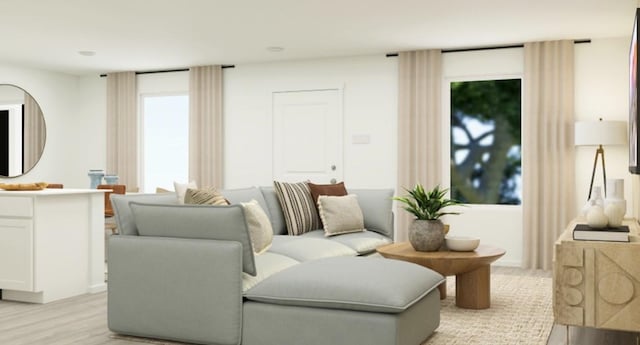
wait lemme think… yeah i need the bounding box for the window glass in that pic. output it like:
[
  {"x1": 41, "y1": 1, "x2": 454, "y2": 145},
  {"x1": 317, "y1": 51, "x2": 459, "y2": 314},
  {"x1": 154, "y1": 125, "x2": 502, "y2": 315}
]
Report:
[
  {"x1": 450, "y1": 79, "x2": 521, "y2": 205},
  {"x1": 141, "y1": 94, "x2": 188, "y2": 193}
]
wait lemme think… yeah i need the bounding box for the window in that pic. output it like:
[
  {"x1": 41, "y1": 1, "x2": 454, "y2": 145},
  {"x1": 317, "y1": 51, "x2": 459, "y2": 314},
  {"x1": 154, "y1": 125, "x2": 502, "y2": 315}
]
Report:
[
  {"x1": 141, "y1": 94, "x2": 189, "y2": 193},
  {"x1": 450, "y1": 79, "x2": 522, "y2": 205}
]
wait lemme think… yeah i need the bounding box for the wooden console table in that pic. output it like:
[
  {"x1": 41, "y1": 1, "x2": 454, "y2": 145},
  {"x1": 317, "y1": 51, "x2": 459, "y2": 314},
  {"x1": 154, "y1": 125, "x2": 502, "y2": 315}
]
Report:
[
  {"x1": 553, "y1": 218, "x2": 640, "y2": 332},
  {"x1": 0, "y1": 189, "x2": 106, "y2": 303}
]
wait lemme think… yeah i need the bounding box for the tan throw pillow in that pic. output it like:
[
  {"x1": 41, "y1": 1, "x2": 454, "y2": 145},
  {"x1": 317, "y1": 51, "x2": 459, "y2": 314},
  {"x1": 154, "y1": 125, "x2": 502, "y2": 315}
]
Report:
[
  {"x1": 174, "y1": 180, "x2": 197, "y2": 204},
  {"x1": 273, "y1": 181, "x2": 321, "y2": 236},
  {"x1": 184, "y1": 187, "x2": 229, "y2": 206},
  {"x1": 241, "y1": 200, "x2": 274, "y2": 254},
  {"x1": 317, "y1": 194, "x2": 365, "y2": 237}
]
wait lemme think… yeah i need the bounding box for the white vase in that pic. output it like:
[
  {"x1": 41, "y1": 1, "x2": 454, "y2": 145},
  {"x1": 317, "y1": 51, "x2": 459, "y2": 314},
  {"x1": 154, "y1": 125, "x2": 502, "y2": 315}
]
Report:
[
  {"x1": 582, "y1": 186, "x2": 604, "y2": 215},
  {"x1": 604, "y1": 178, "x2": 626, "y2": 226},
  {"x1": 605, "y1": 203, "x2": 624, "y2": 227},
  {"x1": 586, "y1": 205, "x2": 608, "y2": 228}
]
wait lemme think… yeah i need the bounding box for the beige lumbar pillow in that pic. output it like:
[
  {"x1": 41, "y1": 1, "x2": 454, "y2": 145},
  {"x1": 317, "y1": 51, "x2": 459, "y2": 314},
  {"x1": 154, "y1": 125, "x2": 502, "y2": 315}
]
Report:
[
  {"x1": 241, "y1": 199, "x2": 274, "y2": 254},
  {"x1": 317, "y1": 194, "x2": 365, "y2": 237},
  {"x1": 174, "y1": 180, "x2": 197, "y2": 204},
  {"x1": 184, "y1": 187, "x2": 229, "y2": 206}
]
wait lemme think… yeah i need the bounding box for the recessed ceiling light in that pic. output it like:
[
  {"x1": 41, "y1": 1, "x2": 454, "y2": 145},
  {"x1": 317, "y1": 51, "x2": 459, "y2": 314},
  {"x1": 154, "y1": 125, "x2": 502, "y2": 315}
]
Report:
[
  {"x1": 266, "y1": 46, "x2": 284, "y2": 52},
  {"x1": 78, "y1": 50, "x2": 96, "y2": 57}
]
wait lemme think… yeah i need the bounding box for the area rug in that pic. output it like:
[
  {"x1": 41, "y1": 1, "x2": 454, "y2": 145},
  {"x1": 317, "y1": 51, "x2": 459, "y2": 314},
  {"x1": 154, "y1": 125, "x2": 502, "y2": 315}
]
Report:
[{"x1": 424, "y1": 269, "x2": 553, "y2": 345}]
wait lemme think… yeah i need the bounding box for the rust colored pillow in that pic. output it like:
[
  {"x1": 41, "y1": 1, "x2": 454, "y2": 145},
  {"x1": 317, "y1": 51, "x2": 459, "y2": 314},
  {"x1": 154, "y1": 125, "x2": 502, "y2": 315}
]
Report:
[{"x1": 308, "y1": 182, "x2": 348, "y2": 205}]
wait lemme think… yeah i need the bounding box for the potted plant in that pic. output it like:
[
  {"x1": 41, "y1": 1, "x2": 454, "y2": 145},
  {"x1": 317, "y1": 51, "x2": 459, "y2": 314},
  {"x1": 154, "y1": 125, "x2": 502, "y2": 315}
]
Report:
[{"x1": 394, "y1": 184, "x2": 463, "y2": 252}]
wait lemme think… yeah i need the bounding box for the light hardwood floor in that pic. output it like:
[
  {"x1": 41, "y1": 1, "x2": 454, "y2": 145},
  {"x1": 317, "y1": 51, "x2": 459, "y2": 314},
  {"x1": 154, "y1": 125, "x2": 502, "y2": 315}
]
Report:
[
  {"x1": 0, "y1": 291, "x2": 150, "y2": 345},
  {"x1": 546, "y1": 324, "x2": 639, "y2": 345}
]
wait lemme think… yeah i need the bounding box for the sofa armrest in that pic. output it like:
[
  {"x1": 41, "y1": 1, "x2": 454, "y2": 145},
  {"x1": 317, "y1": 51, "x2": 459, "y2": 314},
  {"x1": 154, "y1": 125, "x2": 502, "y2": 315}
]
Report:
[{"x1": 108, "y1": 235, "x2": 243, "y2": 345}]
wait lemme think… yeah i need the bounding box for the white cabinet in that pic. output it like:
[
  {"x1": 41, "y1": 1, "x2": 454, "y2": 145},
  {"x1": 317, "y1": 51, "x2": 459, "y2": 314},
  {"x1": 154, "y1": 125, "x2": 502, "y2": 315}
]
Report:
[
  {"x1": 0, "y1": 219, "x2": 33, "y2": 291},
  {"x1": 0, "y1": 189, "x2": 106, "y2": 303}
]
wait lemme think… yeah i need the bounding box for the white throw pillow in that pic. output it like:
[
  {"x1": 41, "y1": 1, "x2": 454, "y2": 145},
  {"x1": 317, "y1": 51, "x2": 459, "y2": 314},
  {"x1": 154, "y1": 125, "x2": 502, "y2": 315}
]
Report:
[
  {"x1": 317, "y1": 194, "x2": 365, "y2": 237},
  {"x1": 241, "y1": 199, "x2": 274, "y2": 254},
  {"x1": 173, "y1": 180, "x2": 197, "y2": 204}
]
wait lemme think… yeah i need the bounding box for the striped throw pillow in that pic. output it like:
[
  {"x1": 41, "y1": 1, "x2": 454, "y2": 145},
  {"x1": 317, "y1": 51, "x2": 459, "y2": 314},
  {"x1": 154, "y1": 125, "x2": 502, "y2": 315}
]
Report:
[
  {"x1": 273, "y1": 181, "x2": 321, "y2": 236},
  {"x1": 184, "y1": 187, "x2": 229, "y2": 206}
]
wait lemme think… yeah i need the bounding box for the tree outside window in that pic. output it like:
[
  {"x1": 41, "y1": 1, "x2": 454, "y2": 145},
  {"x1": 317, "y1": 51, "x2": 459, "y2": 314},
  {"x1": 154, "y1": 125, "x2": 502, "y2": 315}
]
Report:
[{"x1": 450, "y1": 79, "x2": 522, "y2": 205}]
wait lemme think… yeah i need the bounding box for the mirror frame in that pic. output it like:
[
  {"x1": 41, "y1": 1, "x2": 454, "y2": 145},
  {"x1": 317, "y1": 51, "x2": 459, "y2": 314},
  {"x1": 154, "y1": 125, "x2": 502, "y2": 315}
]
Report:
[{"x1": 0, "y1": 84, "x2": 47, "y2": 178}]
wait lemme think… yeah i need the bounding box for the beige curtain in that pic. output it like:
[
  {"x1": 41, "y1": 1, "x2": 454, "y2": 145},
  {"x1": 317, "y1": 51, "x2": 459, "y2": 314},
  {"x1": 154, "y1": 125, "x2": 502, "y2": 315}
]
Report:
[
  {"x1": 23, "y1": 93, "x2": 45, "y2": 171},
  {"x1": 189, "y1": 65, "x2": 223, "y2": 187},
  {"x1": 106, "y1": 72, "x2": 138, "y2": 190},
  {"x1": 396, "y1": 50, "x2": 443, "y2": 242},
  {"x1": 522, "y1": 40, "x2": 575, "y2": 270}
]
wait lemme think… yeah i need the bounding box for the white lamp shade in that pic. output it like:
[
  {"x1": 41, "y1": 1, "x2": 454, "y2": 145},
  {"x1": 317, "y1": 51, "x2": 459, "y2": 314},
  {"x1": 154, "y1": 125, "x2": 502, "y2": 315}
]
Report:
[{"x1": 574, "y1": 120, "x2": 627, "y2": 146}]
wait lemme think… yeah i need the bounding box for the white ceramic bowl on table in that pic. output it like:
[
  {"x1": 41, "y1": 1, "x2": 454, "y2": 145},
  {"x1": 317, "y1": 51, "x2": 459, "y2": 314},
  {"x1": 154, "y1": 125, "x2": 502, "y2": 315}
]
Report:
[{"x1": 445, "y1": 236, "x2": 480, "y2": 252}]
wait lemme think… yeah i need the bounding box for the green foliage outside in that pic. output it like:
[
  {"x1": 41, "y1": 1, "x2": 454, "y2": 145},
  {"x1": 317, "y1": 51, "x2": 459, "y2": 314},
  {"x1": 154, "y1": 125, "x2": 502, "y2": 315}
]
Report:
[{"x1": 450, "y1": 79, "x2": 522, "y2": 205}]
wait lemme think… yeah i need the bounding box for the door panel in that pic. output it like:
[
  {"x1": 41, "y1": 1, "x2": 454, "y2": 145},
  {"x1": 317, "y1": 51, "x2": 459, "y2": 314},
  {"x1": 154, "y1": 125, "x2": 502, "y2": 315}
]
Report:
[{"x1": 273, "y1": 89, "x2": 342, "y2": 183}]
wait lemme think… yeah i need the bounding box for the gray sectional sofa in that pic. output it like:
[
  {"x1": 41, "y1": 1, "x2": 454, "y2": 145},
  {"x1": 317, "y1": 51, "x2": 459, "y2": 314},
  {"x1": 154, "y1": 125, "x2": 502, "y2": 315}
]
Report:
[{"x1": 107, "y1": 186, "x2": 444, "y2": 345}]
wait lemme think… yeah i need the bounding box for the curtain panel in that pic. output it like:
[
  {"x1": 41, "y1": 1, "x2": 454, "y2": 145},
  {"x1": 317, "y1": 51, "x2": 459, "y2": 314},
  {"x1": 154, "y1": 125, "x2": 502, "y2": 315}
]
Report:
[
  {"x1": 189, "y1": 65, "x2": 223, "y2": 188},
  {"x1": 23, "y1": 94, "x2": 45, "y2": 171},
  {"x1": 396, "y1": 50, "x2": 443, "y2": 242},
  {"x1": 522, "y1": 40, "x2": 576, "y2": 270},
  {"x1": 106, "y1": 71, "x2": 138, "y2": 190}
]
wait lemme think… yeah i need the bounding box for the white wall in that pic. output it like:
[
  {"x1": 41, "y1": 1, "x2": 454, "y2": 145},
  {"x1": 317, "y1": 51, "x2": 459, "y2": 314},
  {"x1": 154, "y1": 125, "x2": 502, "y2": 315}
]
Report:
[
  {"x1": 4, "y1": 36, "x2": 628, "y2": 268},
  {"x1": 0, "y1": 64, "x2": 105, "y2": 187},
  {"x1": 574, "y1": 37, "x2": 633, "y2": 216},
  {"x1": 223, "y1": 55, "x2": 398, "y2": 189}
]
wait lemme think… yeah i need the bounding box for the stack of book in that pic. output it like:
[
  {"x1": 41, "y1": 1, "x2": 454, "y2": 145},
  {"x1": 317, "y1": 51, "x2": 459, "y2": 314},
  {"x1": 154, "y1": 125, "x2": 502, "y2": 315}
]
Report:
[{"x1": 573, "y1": 224, "x2": 630, "y2": 242}]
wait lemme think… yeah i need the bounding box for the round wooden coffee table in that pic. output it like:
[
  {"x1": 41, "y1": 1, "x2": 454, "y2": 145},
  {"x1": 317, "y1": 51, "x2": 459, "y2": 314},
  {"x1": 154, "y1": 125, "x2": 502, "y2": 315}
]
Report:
[{"x1": 377, "y1": 242, "x2": 505, "y2": 309}]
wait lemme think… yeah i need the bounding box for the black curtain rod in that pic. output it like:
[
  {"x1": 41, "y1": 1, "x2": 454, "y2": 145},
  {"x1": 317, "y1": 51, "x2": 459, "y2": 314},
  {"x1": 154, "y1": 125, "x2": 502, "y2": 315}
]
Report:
[
  {"x1": 385, "y1": 39, "x2": 591, "y2": 57},
  {"x1": 99, "y1": 64, "x2": 235, "y2": 77}
]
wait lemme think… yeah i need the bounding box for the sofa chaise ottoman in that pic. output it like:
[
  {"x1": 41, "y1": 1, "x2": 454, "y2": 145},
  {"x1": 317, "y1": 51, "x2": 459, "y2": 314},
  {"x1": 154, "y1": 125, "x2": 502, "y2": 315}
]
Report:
[{"x1": 107, "y1": 186, "x2": 444, "y2": 345}]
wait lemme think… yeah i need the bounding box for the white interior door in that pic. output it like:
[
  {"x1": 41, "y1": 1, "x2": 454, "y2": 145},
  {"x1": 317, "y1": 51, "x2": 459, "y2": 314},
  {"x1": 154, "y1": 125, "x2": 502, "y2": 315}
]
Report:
[{"x1": 273, "y1": 89, "x2": 343, "y2": 183}]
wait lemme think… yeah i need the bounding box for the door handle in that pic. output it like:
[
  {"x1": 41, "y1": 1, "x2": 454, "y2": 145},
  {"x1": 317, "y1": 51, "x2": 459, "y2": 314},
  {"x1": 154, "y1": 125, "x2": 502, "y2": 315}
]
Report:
[
  {"x1": 331, "y1": 165, "x2": 336, "y2": 171},
  {"x1": 330, "y1": 178, "x2": 337, "y2": 184}
]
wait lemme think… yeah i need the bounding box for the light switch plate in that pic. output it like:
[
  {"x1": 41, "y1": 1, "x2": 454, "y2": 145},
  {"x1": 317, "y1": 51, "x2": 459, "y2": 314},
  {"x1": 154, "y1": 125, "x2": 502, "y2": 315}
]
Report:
[{"x1": 352, "y1": 134, "x2": 370, "y2": 144}]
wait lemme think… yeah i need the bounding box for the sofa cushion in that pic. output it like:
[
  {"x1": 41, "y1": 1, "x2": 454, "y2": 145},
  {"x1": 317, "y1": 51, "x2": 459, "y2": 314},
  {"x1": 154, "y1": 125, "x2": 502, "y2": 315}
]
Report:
[
  {"x1": 242, "y1": 252, "x2": 299, "y2": 292},
  {"x1": 268, "y1": 235, "x2": 357, "y2": 262},
  {"x1": 318, "y1": 194, "x2": 365, "y2": 237},
  {"x1": 129, "y1": 202, "x2": 257, "y2": 276},
  {"x1": 300, "y1": 230, "x2": 392, "y2": 255},
  {"x1": 259, "y1": 186, "x2": 287, "y2": 235},
  {"x1": 348, "y1": 189, "x2": 394, "y2": 239},
  {"x1": 220, "y1": 187, "x2": 270, "y2": 216},
  {"x1": 273, "y1": 181, "x2": 321, "y2": 236},
  {"x1": 241, "y1": 200, "x2": 273, "y2": 254},
  {"x1": 111, "y1": 193, "x2": 179, "y2": 236},
  {"x1": 173, "y1": 180, "x2": 197, "y2": 204},
  {"x1": 244, "y1": 257, "x2": 444, "y2": 313},
  {"x1": 184, "y1": 187, "x2": 229, "y2": 206}
]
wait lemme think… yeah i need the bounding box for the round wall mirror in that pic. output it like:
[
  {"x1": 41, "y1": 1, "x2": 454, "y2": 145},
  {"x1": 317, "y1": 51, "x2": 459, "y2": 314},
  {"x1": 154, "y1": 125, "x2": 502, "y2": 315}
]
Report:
[{"x1": 0, "y1": 84, "x2": 46, "y2": 177}]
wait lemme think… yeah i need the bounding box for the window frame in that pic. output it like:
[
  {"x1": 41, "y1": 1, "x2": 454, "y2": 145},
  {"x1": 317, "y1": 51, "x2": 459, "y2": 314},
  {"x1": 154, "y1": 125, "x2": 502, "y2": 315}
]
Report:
[
  {"x1": 442, "y1": 74, "x2": 523, "y2": 209},
  {"x1": 138, "y1": 91, "x2": 189, "y2": 193}
]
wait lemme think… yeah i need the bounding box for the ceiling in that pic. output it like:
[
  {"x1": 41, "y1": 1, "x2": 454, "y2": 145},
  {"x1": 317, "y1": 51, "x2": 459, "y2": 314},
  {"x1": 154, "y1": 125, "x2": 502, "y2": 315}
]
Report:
[{"x1": 1, "y1": 0, "x2": 638, "y2": 76}]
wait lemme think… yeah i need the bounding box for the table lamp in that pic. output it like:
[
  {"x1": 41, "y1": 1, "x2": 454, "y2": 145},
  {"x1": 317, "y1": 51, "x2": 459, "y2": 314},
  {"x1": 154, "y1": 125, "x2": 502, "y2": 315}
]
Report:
[{"x1": 574, "y1": 118, "x2": 627, "y2": 199}]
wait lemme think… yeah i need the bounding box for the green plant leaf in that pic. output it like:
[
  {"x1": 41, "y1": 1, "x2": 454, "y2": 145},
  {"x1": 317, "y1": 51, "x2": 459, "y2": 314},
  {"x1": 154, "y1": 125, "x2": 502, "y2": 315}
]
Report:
[{"x1": 393, "y1": 183, "x2": 465, "y2": 220}]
